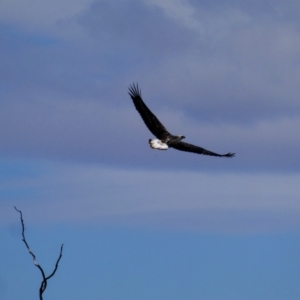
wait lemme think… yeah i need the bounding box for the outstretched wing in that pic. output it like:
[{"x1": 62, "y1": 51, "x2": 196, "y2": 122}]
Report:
[
  {"x1": 128, "y1": 83, "x2": 170, "y2": 139},
  {"x1": 171, "y1": 141, "x2": 235, "y2": 157}
]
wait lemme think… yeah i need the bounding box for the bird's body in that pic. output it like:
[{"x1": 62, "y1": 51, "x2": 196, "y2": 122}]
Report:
[{"x1": 128, "y1": 83, "x2": 235, "y2": 158}]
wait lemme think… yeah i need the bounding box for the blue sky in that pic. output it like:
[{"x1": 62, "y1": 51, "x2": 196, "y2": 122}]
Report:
[{"x1": 1, "y1": 0, "x2": 300, "y2": 299}]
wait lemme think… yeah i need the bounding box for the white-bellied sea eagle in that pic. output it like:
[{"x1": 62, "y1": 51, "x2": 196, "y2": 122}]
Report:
[{"x1": 128, "y1": 83, "x2": 235, "y2": 158}]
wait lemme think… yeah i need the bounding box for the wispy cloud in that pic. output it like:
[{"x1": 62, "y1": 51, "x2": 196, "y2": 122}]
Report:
[
  {"x1": 147, "y1": 0, "x2": 201, "y2": 31},
  {"x1": 2, "y1": 161, "x2": 300, "y2": 232}
]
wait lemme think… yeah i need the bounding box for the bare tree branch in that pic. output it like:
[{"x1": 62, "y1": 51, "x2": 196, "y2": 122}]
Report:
[{"x1": 14, "y1": 206, "x2": 64, "y2": 300}]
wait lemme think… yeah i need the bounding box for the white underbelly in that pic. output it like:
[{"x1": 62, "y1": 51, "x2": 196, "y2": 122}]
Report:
[{"x1": 149, "y1": 139, "x2": 168, "y2": 150}]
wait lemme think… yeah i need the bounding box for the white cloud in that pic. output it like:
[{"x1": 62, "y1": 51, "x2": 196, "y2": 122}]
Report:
[
  {"x1": 146, "y1": 0, "x2": 200, "y2": 31},
  {"x1": 2, "y1": 162, "x2": 300, "y2": 233},
  {"x1": 147, "y1": 0, "x2": 251, "y2": 40}
]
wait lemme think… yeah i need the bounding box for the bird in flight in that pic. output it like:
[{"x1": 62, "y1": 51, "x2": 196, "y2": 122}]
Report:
[{"x1": 128, "y1": 83, "x2": 235, "y2": 158}]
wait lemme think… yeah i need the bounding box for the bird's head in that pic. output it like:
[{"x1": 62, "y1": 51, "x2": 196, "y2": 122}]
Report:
[{"x1": 179, "y1": 135, "x2": 185, "y2": 140}]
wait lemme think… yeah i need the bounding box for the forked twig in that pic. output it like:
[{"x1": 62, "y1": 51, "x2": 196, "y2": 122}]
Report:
[{"x1": 14, "y1": 206, "x2": 64, "y2": 300}]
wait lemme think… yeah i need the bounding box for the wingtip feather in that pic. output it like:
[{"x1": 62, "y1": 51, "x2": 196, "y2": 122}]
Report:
[
  {"x1": 223, "y1": 152, "x2": 235, "y2": 157},
  {"x1": 128, "y1": 82, "x2": 141, "y2": 99}
]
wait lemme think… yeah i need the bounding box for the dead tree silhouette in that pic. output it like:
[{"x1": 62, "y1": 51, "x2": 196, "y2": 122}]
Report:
[{"x1": 14, "y1": 206, "x2": 64, "y2": 300}]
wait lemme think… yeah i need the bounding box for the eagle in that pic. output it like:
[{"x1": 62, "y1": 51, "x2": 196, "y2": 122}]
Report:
[{"x1": 128, "y1": 83, "x2": 235, "y2": 158}]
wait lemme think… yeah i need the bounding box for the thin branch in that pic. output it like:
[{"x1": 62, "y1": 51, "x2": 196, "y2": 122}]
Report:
[{"x1": 14, "y1": 206, "x2": 64, "y2": 300}]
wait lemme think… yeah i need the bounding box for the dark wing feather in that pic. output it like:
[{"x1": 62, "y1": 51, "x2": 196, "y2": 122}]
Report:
[
  {"x1": 171, "y1": 141, "x2": 235, "y2": 157},
  {"x1": 128, "y1": 83, "x2": 170, "y2": 139}
]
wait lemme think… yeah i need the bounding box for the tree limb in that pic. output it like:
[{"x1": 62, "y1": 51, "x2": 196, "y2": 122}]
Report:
[{"x1": 14, "y1": 206, "x2": 64, "y2": 300}]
